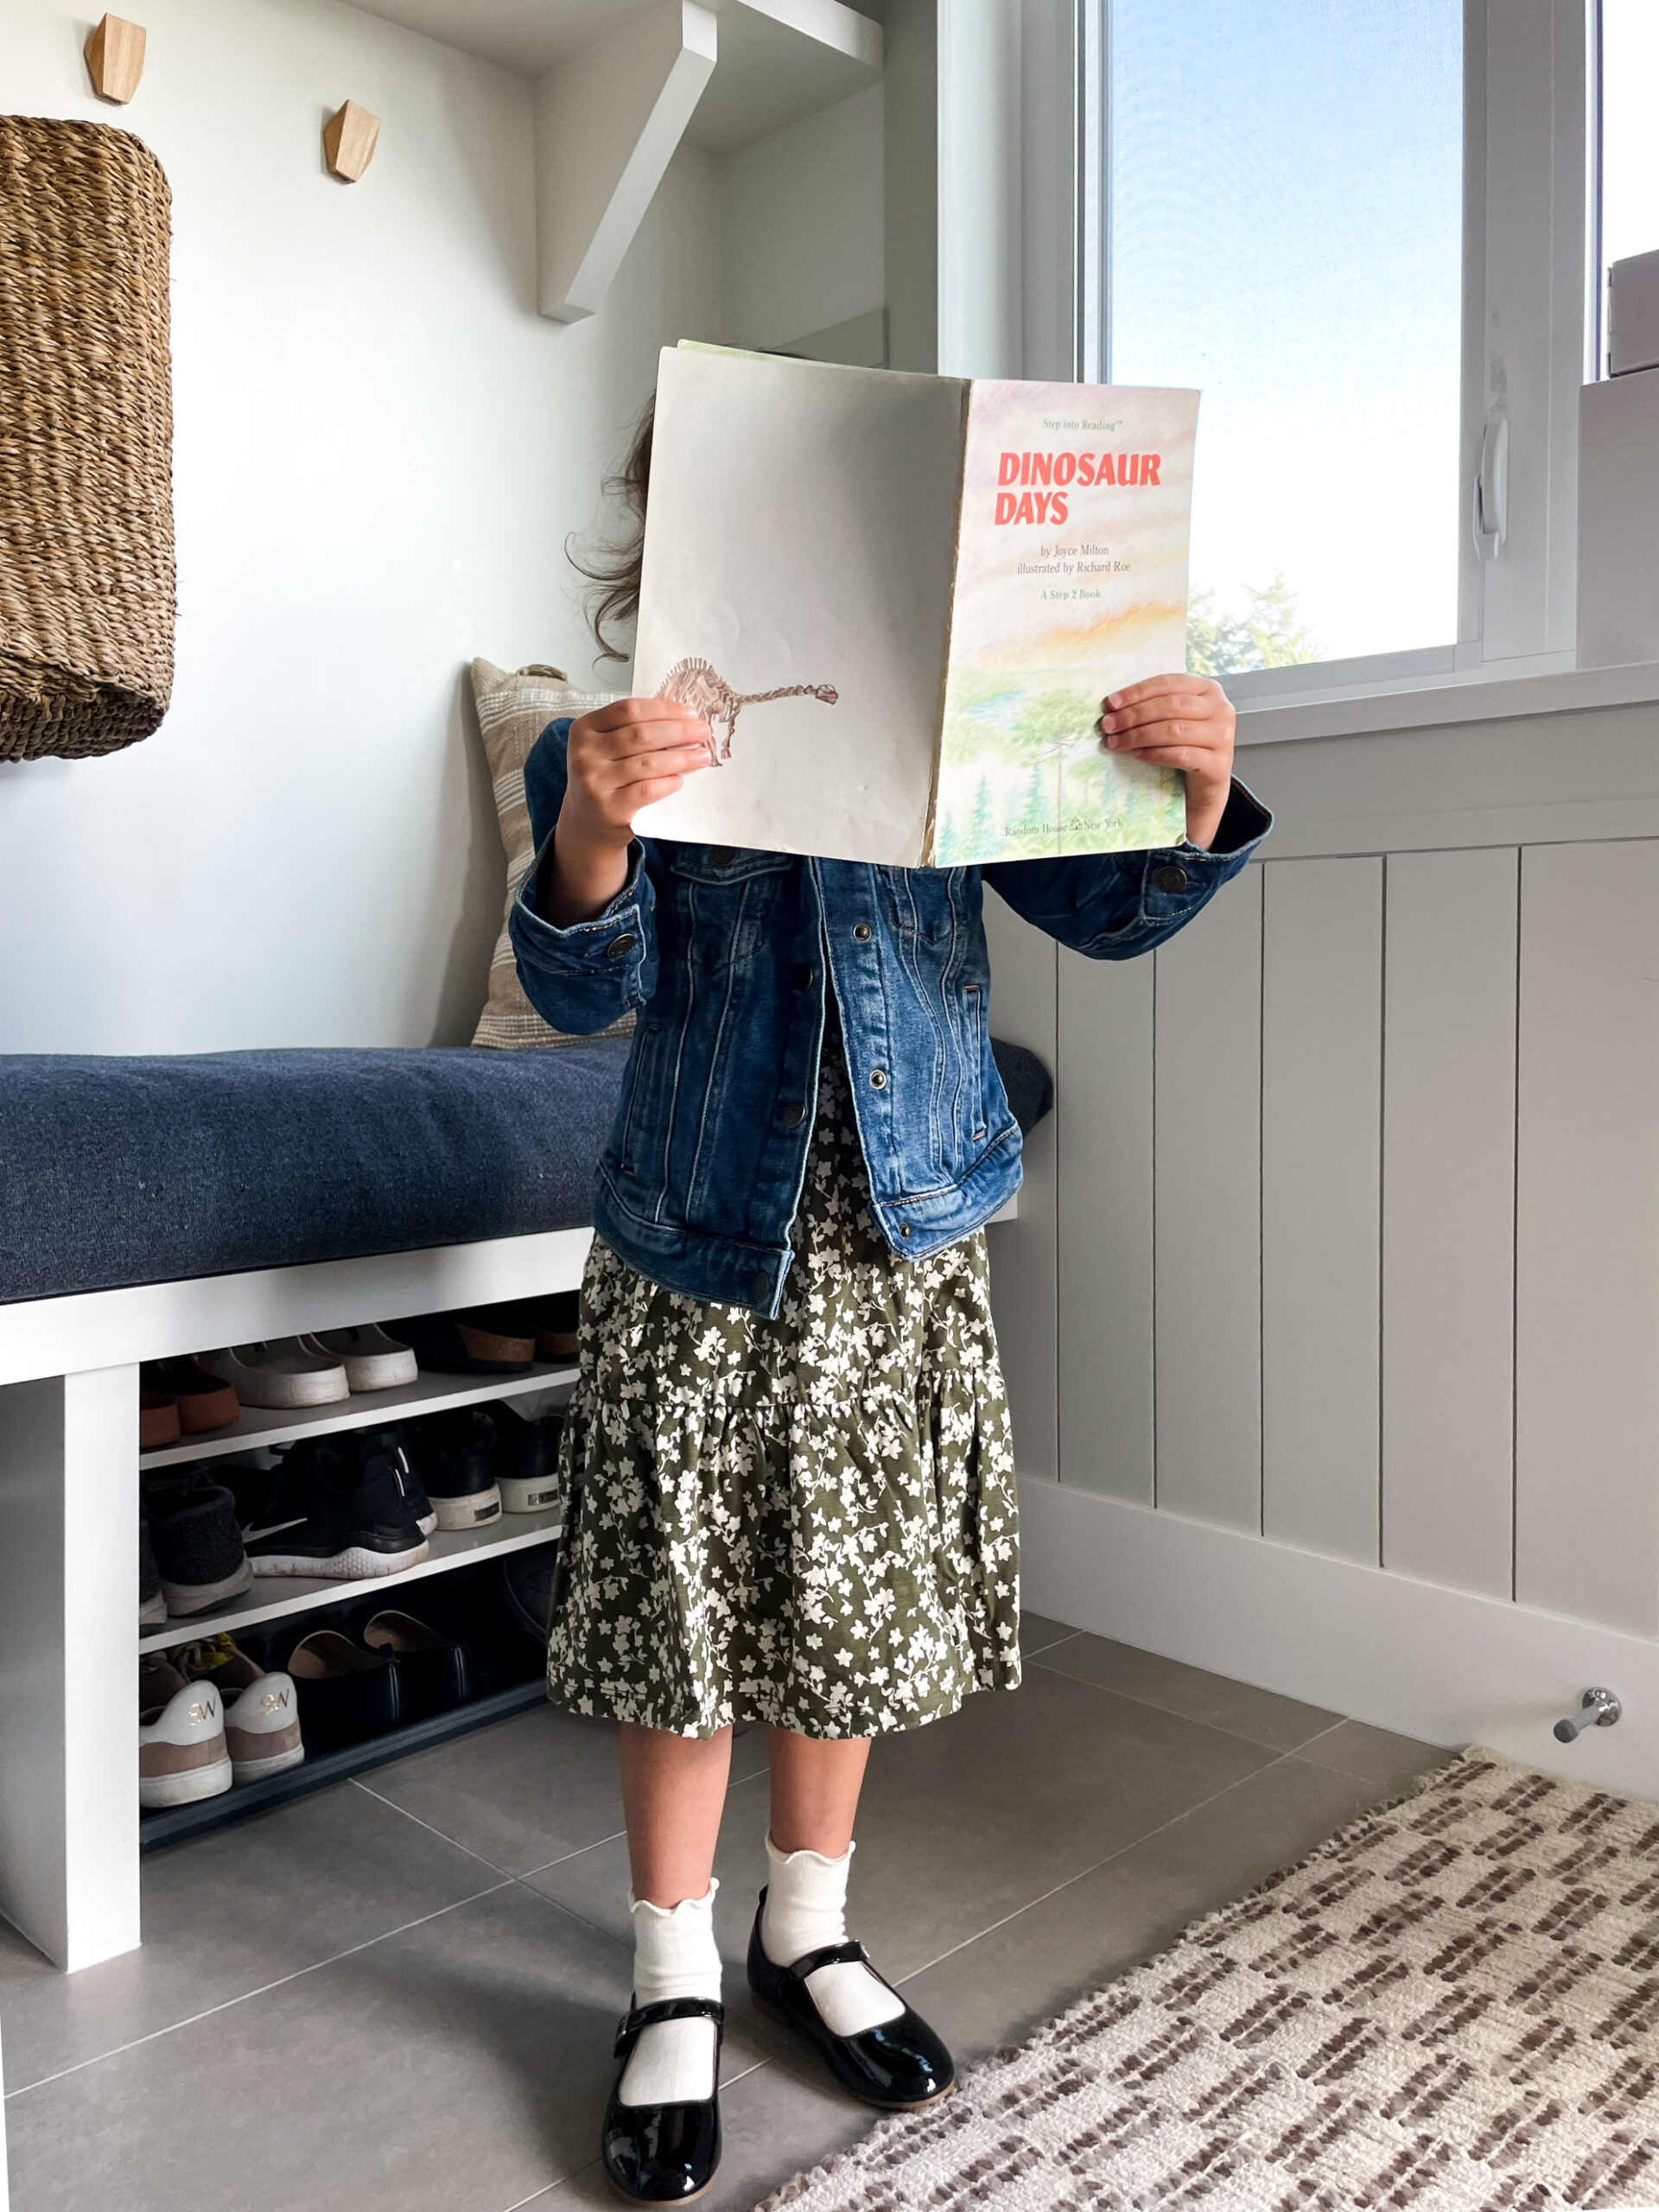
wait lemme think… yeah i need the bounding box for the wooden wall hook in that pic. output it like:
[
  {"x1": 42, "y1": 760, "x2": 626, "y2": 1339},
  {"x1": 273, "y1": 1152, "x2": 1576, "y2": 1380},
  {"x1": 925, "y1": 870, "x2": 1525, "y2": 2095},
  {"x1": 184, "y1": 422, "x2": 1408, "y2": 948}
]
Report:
[
  {"x1": 323, "y1": 100, "x2": 380, "y2": 183},
  {"x1": 84, "y1": 14, "x2": 146, "y2": 104}
]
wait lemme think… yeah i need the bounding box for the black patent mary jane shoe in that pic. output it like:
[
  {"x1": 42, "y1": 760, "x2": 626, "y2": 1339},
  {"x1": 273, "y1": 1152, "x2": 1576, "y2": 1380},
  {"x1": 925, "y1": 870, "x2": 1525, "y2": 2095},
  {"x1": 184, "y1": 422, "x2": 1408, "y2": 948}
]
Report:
[
  {"x1": 746, "y1": 1894, "x2": 955, "y2": 2111},
  {"x1": 601, "y1": 1996, "x2": 724, "y2": 2205}
]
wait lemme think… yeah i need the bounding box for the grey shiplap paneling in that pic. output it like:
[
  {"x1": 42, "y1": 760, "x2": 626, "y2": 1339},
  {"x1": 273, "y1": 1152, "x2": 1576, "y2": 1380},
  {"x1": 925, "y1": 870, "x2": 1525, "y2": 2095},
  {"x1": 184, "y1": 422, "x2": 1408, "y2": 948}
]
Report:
[
  {"x1": 1261, "y1": 857, "x2": 1382, "y2": 1562},
  {"x1": 1516, "y1": 839, "x2": 1659, "y2": 1637},
  {"x1": 982, "y1": 892, "x2": 1058, "y2": 1481},
  {"x1": 1236, "y1": 701, "x2": 1659, "y2": 859},
  {"x1": 1381, "y1": 847, "x2": 1517, "y2": 1598},
  {"x1": 1057, "y1": 945, "x2": 1154, "y2": 1501},
  {"x1": 1153, "y1": 864, "x2": 1262, "y2": 1529}
]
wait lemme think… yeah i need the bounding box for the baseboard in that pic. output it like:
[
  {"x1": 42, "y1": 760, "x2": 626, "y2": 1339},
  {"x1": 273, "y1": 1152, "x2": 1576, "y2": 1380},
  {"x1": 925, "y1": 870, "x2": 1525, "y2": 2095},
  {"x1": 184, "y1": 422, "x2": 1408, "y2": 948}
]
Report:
[{"x1": 1019, "y1": 1475, "x2": 1659, "y2": 1797}]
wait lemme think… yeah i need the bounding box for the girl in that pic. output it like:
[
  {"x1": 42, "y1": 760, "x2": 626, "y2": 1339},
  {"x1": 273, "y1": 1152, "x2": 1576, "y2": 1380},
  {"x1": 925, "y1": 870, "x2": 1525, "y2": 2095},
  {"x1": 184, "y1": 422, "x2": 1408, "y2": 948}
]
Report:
[{"x1": 510, "y1": 409, "x2": 1269, "y2": 2204}]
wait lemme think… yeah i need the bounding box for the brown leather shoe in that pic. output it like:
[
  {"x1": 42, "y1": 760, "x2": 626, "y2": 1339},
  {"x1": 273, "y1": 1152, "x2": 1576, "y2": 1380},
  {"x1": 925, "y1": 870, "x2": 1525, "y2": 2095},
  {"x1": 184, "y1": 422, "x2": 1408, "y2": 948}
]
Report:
[
  {"x1": 143, "y1": 1357, "x2": 241, "y2": 1433},
  {"x1": 140, "y1": 1384, "x2": 181, "y2": 1450}
]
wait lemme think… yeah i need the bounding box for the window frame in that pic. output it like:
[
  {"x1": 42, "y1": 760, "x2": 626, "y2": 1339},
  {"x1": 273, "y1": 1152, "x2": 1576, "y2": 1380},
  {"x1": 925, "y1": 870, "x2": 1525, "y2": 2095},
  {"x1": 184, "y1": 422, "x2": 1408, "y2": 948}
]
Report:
[{"x1": 1067, "y1": 0, "x2": 1594, "y2": 708}]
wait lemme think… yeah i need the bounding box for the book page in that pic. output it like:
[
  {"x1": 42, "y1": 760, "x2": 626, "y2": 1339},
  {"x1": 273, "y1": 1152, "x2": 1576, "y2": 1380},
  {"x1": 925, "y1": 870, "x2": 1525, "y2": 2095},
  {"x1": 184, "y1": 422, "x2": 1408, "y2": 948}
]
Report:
[
  {"x1": 632, "y1": 346, "x2": 967, "y2": 866},
  {"x1": 933, "y1": 381, "x2": 1198, "y2": 866}
]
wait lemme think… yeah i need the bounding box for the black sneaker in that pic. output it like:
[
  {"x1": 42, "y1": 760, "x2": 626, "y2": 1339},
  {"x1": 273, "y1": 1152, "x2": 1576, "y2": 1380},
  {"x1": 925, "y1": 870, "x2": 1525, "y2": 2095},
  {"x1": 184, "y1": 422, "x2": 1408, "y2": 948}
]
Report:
[
  {"x1": 229, "y1": 1437, "x2": 428, "y2": 1579},
  {"x1": 141, "y1": 1467, "x2": 255, "y2": 1617},
  {"x1": 353, "y1": 1425, "x2": 436, "y2": 1535},
  {"x1": 139, "y1": 1503, "x2": 168, "y2": 1627},
  {"x1": 404, "y1": 1408, "x2": 502, "y2": 1531},
  {"x1": 486, "y1": 1403, "x2": 563, "y2": 1515}
]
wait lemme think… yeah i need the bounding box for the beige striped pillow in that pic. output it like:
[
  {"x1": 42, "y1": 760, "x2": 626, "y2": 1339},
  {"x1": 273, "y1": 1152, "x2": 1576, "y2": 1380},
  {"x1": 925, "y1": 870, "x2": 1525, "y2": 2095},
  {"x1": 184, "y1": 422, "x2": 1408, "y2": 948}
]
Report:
[{"x1": 469, "y1": 658, "x2": 634, "y2": 1049}]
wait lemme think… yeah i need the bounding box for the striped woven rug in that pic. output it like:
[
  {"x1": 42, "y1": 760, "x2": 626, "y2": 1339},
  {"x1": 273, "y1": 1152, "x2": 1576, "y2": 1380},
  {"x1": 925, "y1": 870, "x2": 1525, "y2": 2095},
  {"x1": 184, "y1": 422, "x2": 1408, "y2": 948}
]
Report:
[{"x1": 759, "y1": 1750, "x2": 1659, "y2": 2210}]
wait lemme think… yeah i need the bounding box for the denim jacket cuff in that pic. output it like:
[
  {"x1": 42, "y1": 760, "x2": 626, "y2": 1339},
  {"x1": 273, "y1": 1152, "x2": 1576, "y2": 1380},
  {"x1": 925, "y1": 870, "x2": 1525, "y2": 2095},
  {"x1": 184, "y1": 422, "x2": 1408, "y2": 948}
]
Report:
[
  {"x1": 1179, "y1": 776, "x2": 1273, "y2": 859},
  {"x1": 510, "y1": 836, "x2": 647, "y2": 975},
  {"x1": 1137, "y1": 777, "x2": 1272, "y2": 926}
]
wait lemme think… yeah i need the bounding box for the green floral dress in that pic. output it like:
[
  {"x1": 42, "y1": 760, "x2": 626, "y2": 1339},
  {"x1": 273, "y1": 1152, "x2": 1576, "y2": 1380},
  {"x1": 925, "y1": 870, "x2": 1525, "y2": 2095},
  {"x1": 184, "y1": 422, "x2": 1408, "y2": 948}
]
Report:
[{"x1": 547, "y1": 1014, "x2": 1022, "y2": 1739}]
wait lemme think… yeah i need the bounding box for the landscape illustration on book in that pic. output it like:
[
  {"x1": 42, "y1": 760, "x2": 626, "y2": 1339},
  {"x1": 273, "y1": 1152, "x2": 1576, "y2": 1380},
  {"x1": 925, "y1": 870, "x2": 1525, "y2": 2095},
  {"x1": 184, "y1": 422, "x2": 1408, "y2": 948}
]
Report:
[{"x1": 631, "y1": 346, "x2": 1198, "y2": 868}]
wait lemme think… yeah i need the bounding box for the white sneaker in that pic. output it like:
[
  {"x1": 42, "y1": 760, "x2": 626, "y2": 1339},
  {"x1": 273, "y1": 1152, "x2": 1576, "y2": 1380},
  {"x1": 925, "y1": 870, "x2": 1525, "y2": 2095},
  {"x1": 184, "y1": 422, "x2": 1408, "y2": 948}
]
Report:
[
  {"x1": 139, "y1": 1657, "x2": 232, "y2": 1809},
  {"x1": 200, "y1": 1340, "x2": 350, "y2": 1409},
  {"x1": 300, "y1": 1325, "x2": 418, "y2": 1393},
  {"x1": 173, "y1": 1634, "x2": 305, "y2": 1783}
]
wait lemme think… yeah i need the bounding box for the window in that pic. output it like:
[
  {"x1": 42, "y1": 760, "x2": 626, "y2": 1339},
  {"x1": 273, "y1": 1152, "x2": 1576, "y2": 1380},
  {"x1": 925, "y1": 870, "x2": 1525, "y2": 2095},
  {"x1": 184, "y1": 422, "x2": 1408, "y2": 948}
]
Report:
[
  {"x1": 1595, "y1": 0, "x2": 1659, "y2": 369},
  {"x1": 1078, "y1": 0, "x2": 1595, "y2": 698},
  {"x1": 1095, "y1": 0, "x2": 1464, "y2": 680}
]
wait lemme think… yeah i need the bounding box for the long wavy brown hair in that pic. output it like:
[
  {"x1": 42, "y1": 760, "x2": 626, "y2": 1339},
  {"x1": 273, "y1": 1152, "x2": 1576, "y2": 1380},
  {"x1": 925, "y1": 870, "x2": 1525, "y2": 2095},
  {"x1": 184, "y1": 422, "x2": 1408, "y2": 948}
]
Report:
[{"x1": 569, "y1": 400, "x2": 654, "y2": 663}]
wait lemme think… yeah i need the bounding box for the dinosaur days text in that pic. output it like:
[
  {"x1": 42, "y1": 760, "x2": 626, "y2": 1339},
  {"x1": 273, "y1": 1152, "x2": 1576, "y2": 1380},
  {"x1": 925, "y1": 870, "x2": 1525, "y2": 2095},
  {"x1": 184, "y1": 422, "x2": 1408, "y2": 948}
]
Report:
[{"x1": 993, "y1": 448, "x2": 1162, "y2": 527}]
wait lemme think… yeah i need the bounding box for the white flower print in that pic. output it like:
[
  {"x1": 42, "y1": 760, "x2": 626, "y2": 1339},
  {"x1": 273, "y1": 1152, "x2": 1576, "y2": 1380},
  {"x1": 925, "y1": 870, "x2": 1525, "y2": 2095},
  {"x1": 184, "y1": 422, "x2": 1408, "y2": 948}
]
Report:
[{"x1": 545, "y1": 1014, "x2": 1021, "y2": 1739}]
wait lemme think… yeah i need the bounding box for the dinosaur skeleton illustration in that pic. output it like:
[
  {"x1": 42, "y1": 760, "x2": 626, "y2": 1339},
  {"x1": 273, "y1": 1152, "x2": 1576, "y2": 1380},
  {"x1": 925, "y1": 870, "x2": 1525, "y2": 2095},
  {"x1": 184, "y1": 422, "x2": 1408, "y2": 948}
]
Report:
[{"x1": 657, "y1": 657, "x2": 839, "y2": 765}]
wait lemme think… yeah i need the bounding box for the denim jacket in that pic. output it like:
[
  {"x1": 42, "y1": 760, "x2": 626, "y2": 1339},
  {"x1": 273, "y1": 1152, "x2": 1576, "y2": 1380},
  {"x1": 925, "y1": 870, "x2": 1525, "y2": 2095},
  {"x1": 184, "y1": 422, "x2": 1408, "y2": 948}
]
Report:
[{"x1": 510, "y1": 719, "x2": 1270, "y2": 1314}]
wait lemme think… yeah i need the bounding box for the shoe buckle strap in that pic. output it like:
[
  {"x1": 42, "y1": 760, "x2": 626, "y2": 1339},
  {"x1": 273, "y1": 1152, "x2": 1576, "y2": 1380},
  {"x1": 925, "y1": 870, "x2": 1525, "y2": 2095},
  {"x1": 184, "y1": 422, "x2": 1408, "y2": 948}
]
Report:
[
  {"x1": 788, "y1": 1938, "x2": 871, "y2": 1980},
  {"x1": 613, "y1": 1995, "x2": 725, "y2": 2059}
]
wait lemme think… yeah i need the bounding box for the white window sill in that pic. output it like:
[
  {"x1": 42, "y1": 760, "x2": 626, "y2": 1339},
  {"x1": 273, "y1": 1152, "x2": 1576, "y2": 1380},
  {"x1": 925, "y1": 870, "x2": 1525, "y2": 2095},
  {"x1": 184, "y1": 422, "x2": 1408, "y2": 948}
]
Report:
[{"x1": 1233, "y1": 659, "x2": 1659, "y2": 747}]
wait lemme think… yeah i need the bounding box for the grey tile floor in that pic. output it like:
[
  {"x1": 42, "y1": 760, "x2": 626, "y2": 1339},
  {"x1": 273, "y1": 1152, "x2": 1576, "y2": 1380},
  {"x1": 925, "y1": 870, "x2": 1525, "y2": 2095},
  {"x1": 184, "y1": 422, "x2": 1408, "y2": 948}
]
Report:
[{"x1": 0, "y1": 1619, "x2": 1448, "y2": 2212}]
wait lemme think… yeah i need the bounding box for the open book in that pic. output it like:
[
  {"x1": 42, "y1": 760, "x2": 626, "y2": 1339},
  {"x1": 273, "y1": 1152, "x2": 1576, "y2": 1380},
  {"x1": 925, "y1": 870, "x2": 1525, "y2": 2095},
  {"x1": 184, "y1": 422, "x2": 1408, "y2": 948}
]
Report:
[{"x1": 631, "y1": 344, "x2": 1198, "y2": 868}]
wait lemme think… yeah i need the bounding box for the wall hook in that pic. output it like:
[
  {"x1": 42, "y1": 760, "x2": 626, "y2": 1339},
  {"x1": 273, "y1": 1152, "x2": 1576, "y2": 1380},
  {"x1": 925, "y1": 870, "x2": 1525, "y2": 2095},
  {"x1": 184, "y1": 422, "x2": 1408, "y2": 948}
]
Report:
[
  {"x1": 1554, "y1": 1687, "x2": 1622, "y2": 1743},
  {"x1": 323, "y1": 100, "x2": 380, "y2": 183},
  {"x1": 85, "y1": 14, "x2": 146, "y2": 105}
]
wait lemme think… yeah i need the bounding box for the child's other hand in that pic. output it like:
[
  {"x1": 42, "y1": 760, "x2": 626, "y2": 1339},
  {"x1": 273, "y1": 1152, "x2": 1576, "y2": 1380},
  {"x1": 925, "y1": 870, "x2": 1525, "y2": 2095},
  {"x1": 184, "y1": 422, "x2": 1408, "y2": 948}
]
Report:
[
  {"x1": 563, "y1": 698, "x2": 713, "y2": 851},
  {"x1": 1099, "y1": 675, "x2": 1236, "y2": 850}
]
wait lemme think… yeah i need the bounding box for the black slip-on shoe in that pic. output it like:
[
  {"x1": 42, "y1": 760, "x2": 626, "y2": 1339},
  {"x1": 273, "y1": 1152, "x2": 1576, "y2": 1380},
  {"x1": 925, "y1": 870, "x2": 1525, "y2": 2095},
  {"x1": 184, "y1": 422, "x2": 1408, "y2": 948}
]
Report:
[
  {"x1": 746, "y1": 1893, "x2": 955, "y2": 2110},
  {"x1": 285, "y1": 1630, "x2": 406, "y2": 1751},
  {"x1": 361, "y1": 1608, "x2": 475, "y2": 1720},
  {"x1": 602, "y1": 1996, "x2": 723, "y2": 2205}
]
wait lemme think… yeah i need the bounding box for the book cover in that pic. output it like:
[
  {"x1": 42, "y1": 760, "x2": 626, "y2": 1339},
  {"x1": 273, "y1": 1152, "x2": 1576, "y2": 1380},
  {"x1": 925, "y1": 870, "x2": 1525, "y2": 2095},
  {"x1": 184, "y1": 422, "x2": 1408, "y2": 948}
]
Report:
[
  {"x1": 933, "y1": 379, "x2": 1197, "y2": 864},
  {"x1": 631, "y1": 346, "x2": 1197, "y2": 867}
]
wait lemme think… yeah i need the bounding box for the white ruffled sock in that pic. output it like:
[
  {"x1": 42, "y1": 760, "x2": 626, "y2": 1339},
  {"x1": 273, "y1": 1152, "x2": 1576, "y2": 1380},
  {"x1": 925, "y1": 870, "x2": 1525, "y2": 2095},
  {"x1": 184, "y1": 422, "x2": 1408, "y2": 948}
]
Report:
[
  {"x1": 760, "y1": 1834, "x2": 905, "y2": 2038},
  {"x1": 618, "y1": 1879, "x2": 721, "y2": 2108}
]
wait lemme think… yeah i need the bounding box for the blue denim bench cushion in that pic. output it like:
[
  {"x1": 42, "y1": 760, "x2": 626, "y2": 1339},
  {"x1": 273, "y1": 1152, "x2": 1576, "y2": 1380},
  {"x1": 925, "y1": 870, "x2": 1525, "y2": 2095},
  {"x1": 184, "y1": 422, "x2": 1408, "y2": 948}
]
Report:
[
  {"x1": 0, "y1": 1038, "x2": 1052, "y2": 1305},
  {"x1": 0, "y1": 1043, "x2": 630, "y2": 1305}
]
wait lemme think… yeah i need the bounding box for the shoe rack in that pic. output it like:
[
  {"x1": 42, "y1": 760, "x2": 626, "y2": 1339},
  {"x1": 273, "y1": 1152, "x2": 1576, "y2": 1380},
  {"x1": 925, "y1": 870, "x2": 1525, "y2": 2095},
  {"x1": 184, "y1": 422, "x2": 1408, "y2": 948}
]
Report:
[
  {"x1": 139, "y1": 1359, "x2": 579, "y2": 1849},
  {"x1": 0, "y1": 1220, "x2": 592, "y2": 1974},
  {"x1": 139, "y1": 1361, "x2": 575, "y2": 1654}
]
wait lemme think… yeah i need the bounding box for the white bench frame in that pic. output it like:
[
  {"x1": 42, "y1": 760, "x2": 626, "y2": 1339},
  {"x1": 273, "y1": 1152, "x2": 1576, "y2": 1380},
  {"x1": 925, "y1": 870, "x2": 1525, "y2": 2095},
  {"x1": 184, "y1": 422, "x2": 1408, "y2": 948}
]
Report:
[{"x1": 0, "y1": 1227, "x2": 592, "y2": 1975}]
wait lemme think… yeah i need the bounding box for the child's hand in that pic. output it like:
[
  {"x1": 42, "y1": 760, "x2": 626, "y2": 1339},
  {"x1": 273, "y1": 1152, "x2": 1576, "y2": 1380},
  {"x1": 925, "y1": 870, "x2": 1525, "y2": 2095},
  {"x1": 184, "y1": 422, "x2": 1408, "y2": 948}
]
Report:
[
  {"x1": 563, "y1": 697, "x2": 713, "y2": 851},
  {"x1": 1100, "y1": 676, "x2": 1236, "y2": 850},
  {"x1": 542, "y1": 698, "x2": 711, "y2": 925}
]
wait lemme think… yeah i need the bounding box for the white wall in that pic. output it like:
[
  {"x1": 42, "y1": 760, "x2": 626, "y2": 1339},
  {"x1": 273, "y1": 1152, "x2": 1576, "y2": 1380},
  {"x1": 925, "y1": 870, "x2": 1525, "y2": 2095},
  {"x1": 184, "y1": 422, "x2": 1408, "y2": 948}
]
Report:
[
  {"x1": 0, "y1": 0, "x2": 723, "y2": 1052},
  {"x1": 721, "y1": 84, "x2": 884, "y2": 351}
]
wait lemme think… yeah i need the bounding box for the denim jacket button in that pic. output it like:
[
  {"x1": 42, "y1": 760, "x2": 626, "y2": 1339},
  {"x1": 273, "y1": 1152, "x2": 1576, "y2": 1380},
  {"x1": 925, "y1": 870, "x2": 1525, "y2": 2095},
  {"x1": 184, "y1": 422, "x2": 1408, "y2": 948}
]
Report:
[
  {"x1": 782, "y1": 1100, "x2": 807, "y2": 1128},
  {"x1": 751, "y1": 1268, "x2": 771, "y2": 1305},
  {"x1": 1154, "y1": 863, "x2": 1189, "y2": 893},
  {"x1": 710, "y1": 847, "x2": 735, "y2": 868},
  {"x1": 870, "y1": 1068, "x2": 887, "y2": 1089},
  {"x1": 853, "y1": 923, "x2": 873, "y2": 941},
  {"x1": 605, "y1": 933, "x2": 638, "y2": 959}
]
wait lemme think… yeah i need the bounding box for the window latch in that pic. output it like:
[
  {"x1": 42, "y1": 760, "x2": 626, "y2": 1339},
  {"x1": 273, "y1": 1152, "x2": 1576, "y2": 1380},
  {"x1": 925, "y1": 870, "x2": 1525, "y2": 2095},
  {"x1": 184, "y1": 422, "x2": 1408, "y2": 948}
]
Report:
[{"x1": 1472, "y1": 414, "x2": 1510, "y2": 559}]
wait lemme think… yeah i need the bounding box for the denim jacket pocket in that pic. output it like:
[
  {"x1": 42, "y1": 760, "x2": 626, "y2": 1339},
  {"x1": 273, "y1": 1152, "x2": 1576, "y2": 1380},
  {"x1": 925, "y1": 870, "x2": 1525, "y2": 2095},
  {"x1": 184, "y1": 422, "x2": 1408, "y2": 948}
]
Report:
[
  {"x1": 665, "y1": 844, "x2": 794, "y2": 970},
  {"x1": 664, "y1": 843, "x2": 794, "y2": 886}
]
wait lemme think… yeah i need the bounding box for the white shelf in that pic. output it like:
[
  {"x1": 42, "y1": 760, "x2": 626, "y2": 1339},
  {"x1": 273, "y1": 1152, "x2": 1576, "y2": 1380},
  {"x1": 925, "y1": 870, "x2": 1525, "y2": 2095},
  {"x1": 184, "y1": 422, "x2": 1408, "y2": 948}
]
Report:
[
  {"x1": 345, "y1": 0, "x2": 882, "y2": 152},
  {"x1": 137, "y1": 1505, "x2": 563, "y2": 1654},
  {"x1": 139, "y1": 1363, "x2": 578, "y2": 1470}
]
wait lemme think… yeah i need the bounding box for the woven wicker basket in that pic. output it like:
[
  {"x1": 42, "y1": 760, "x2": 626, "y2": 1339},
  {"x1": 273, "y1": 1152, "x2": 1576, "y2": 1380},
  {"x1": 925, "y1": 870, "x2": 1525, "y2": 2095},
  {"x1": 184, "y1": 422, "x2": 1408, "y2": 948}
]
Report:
[{"x1": 0, "y1": 118, "x2": 175, "y2": 763}]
